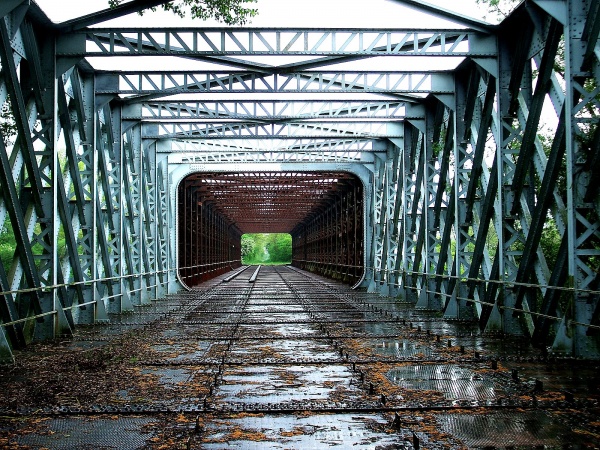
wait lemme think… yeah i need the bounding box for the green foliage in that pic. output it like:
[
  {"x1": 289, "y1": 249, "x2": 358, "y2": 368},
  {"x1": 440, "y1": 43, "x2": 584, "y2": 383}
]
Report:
[
  {"x1": 0, "y1": 217, "x2": 15, "y2": 271},
  {"x1": 108, "y1": 0, "x2": 258, "y2": 25},
  {"x1": 241, "y1": 234, "x2": 254, "y2": 259},
  {"x1": 0, "y1": 216, "x2": 70, "y2": 274},
  {"x1": 539, "y1": 219, "x2": 561, "y2": 270},
  {"x1": 241, "y1": 233, "x2": 292, "y2": 265},
  {"x1": 475, "y1": 0, "x2": 519, "y2": 21},
  {"x1": 1, "y1": 99, "x2": 17, "y2": 148},
  {"x1": 266, "y1": 233, "x2": 292, "y2": 263}
]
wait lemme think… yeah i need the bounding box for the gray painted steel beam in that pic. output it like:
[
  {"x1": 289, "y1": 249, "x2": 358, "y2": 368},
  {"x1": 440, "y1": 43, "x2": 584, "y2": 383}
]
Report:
[
  {"x1": 98, "y1": 71, "x2": 453, "y2": 96},
  {"x1": 65, "y1": 28, "x2": 495, "y2": 57},
  {"x1": 142, "y1": 121, "x2": 403, "y2": 139}
]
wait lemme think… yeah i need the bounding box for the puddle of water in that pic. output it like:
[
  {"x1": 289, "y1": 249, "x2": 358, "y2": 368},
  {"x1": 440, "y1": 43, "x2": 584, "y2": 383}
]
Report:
[
  {"x1": 368, "y1": 339, "x2": 433, "y2": 358},
  {"x1": 436, "y1": 411, "x2": 593, "y2": 448},
  {"x1": 201, "y1": 413, "x2": 405, "y2": 449},
  {"x1": 218, "y1": 364, "x2": 358, "y2": 404},
  {"x1": 387, "y1": 365, "x2": 501, "y2": 401},
  {"x1": 237, "y1": 320, "x2": 321, "y2": 340},
  {"x1": 346, "y1": 323, "x2": 401, "y2": 336},
  {"x1": 228, "y1": 339, "x2": 338, "y2": 361},
  {"x1": 242, "y1": 313, "x2": 312, "y2": 322},
  {"x1": 246, "y1": 304, "x2": 304, "y2": 312}
]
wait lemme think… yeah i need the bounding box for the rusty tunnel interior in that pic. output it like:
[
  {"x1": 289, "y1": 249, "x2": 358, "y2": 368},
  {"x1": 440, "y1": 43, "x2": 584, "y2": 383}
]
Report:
[{"x1": 177, "y1": 172, "x2": 364, "y2": 286}]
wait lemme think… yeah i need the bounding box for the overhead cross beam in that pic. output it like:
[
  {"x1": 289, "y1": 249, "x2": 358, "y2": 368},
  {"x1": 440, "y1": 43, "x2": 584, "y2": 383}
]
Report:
[
  {"x1": 99, "y1": 71, "x2": 453, "y2": 96},
  {"x1": 142, "y1": 120, "x2": 403, "y2": 139},
  {"x1": 125, "y1": 100, "x2": 408, "y2": 120},
  {"x1": 64, "y1": 28, "x2": 496, "y2": 57},
  {"x1": 164, "y1": 137, "x2": 381, "y2": 153}
]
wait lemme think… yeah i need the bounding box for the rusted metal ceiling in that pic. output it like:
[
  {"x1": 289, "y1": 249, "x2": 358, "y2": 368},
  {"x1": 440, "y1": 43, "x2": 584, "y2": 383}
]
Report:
[{"x1": 182, "y1": 172, "x2": 360, "y2": 234}]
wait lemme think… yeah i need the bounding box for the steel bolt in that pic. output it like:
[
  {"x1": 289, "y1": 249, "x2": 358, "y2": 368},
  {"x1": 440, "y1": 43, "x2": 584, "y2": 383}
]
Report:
[
  {"x1": 413, "y1": 432, "x2": 420, "y2": 450},
  {"x1": 535, "y1": 379, "x2": 543, "y2": 393}
]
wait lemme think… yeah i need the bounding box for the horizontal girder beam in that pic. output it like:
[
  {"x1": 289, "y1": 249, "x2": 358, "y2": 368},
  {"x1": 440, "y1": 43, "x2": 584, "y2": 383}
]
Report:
[
  {"x1": 170, "y1": 151, "x2": 375, "y2": 164},
  {"x1": 164, "y1": 137, "x2": 382, "y2": 154},
  {"x1": 67, "y1": 28, "x2": 495, "y2": 57},
  {"x1": 126, "y1": 100, "x2": 409, "y2": 120},
  {"x1": 99, "y1": 71, "x2": 453, "y2": 95},
  {"x1": 144, "y1": 121, "x2": 402, "y2": 139}
]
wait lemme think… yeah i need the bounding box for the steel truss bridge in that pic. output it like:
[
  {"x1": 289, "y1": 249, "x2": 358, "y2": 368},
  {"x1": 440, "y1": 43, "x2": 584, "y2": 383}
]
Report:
[{"x1": 0, "y1": 0, "x2": 599, "y2": 361}]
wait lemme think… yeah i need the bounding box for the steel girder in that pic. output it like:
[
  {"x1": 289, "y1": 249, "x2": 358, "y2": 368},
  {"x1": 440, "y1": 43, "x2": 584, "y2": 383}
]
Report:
[
  {"x1": 126, "y1": 100, "x2": 409, "y2": 121},
  {"x1": 0, "y1": 12, "x2": 72, "y2": 353},
  {"x1": 65, "y1": 28, "x2": 493, "y2": 58},
  {"x1": 142, "y1": 121, "x2": 403, "y2": 140},
  {"x1": 559, "y1": 0, "x2": 600, "y2": 357},
  {"x1": 170, "y1": 150, "x2": 378, "y2": 165},
  {"x1": 163, "y1": 138, "x2": 381, "y2": 153},
  {"x1": 98, "y1": 71, "x2": 452, "y2": 98},
  {"x1": 0, "y1": 8, "x2": 173, "y2": 362}
]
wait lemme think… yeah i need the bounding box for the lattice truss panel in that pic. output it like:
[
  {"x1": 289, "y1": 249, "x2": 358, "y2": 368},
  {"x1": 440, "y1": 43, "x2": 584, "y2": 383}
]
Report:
[
  {"x1": 0, "y1": 0, "x2": 599, "y2": 359},
  {"x1": 0, "y1": 5, "x2": 174, "y2": 360},
  {"x1": 365, "y1": 0, "x2": 600, "y2": 357}
]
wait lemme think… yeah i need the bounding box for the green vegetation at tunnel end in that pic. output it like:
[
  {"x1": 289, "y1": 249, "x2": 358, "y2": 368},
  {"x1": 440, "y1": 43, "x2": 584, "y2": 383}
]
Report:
[{"x1": 241, "y1": 233, "x2": 292, "y2": 265}]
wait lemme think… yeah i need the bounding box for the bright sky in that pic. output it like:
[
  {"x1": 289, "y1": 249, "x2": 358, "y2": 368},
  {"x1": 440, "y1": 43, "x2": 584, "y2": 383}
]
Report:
[{"x1": 34, "y1": 0, "x2": 494, "y2": 28}]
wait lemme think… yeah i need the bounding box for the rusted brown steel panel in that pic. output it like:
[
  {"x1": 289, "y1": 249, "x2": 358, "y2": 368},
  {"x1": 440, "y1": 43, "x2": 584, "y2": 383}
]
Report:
[{"x1": 178, "y1": 172, "x2": 363, "y2": 286}]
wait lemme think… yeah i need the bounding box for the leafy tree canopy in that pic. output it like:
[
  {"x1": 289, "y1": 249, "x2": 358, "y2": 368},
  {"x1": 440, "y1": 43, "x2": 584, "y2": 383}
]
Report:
[
  {"x1": 475, "y1": 0, "x2": 518, "y2": 21},
  {"x1": 108, "y1": 0, "x2": 258, "y2": 25},
  {"x1": 241, "y1": 233, "x2": 291, "y2": 265}
]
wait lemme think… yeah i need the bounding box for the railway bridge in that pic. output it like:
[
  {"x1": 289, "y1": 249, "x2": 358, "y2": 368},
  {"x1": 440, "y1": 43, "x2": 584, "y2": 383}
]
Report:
[{"x1": 0, "y1": 0, "x2": 599, "y2": 447}]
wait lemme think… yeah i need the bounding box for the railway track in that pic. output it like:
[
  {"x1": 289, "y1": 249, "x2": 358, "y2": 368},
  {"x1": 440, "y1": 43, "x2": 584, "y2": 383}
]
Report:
[{"x1": 0, "y1": 266, "x2": 598, "y2": 448}]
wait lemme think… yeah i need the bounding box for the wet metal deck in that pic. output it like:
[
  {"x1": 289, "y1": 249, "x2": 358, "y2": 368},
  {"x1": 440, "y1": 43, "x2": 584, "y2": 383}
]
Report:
[{"x1": 1, "y1": 266, "x2": 598, "y2": 449}]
